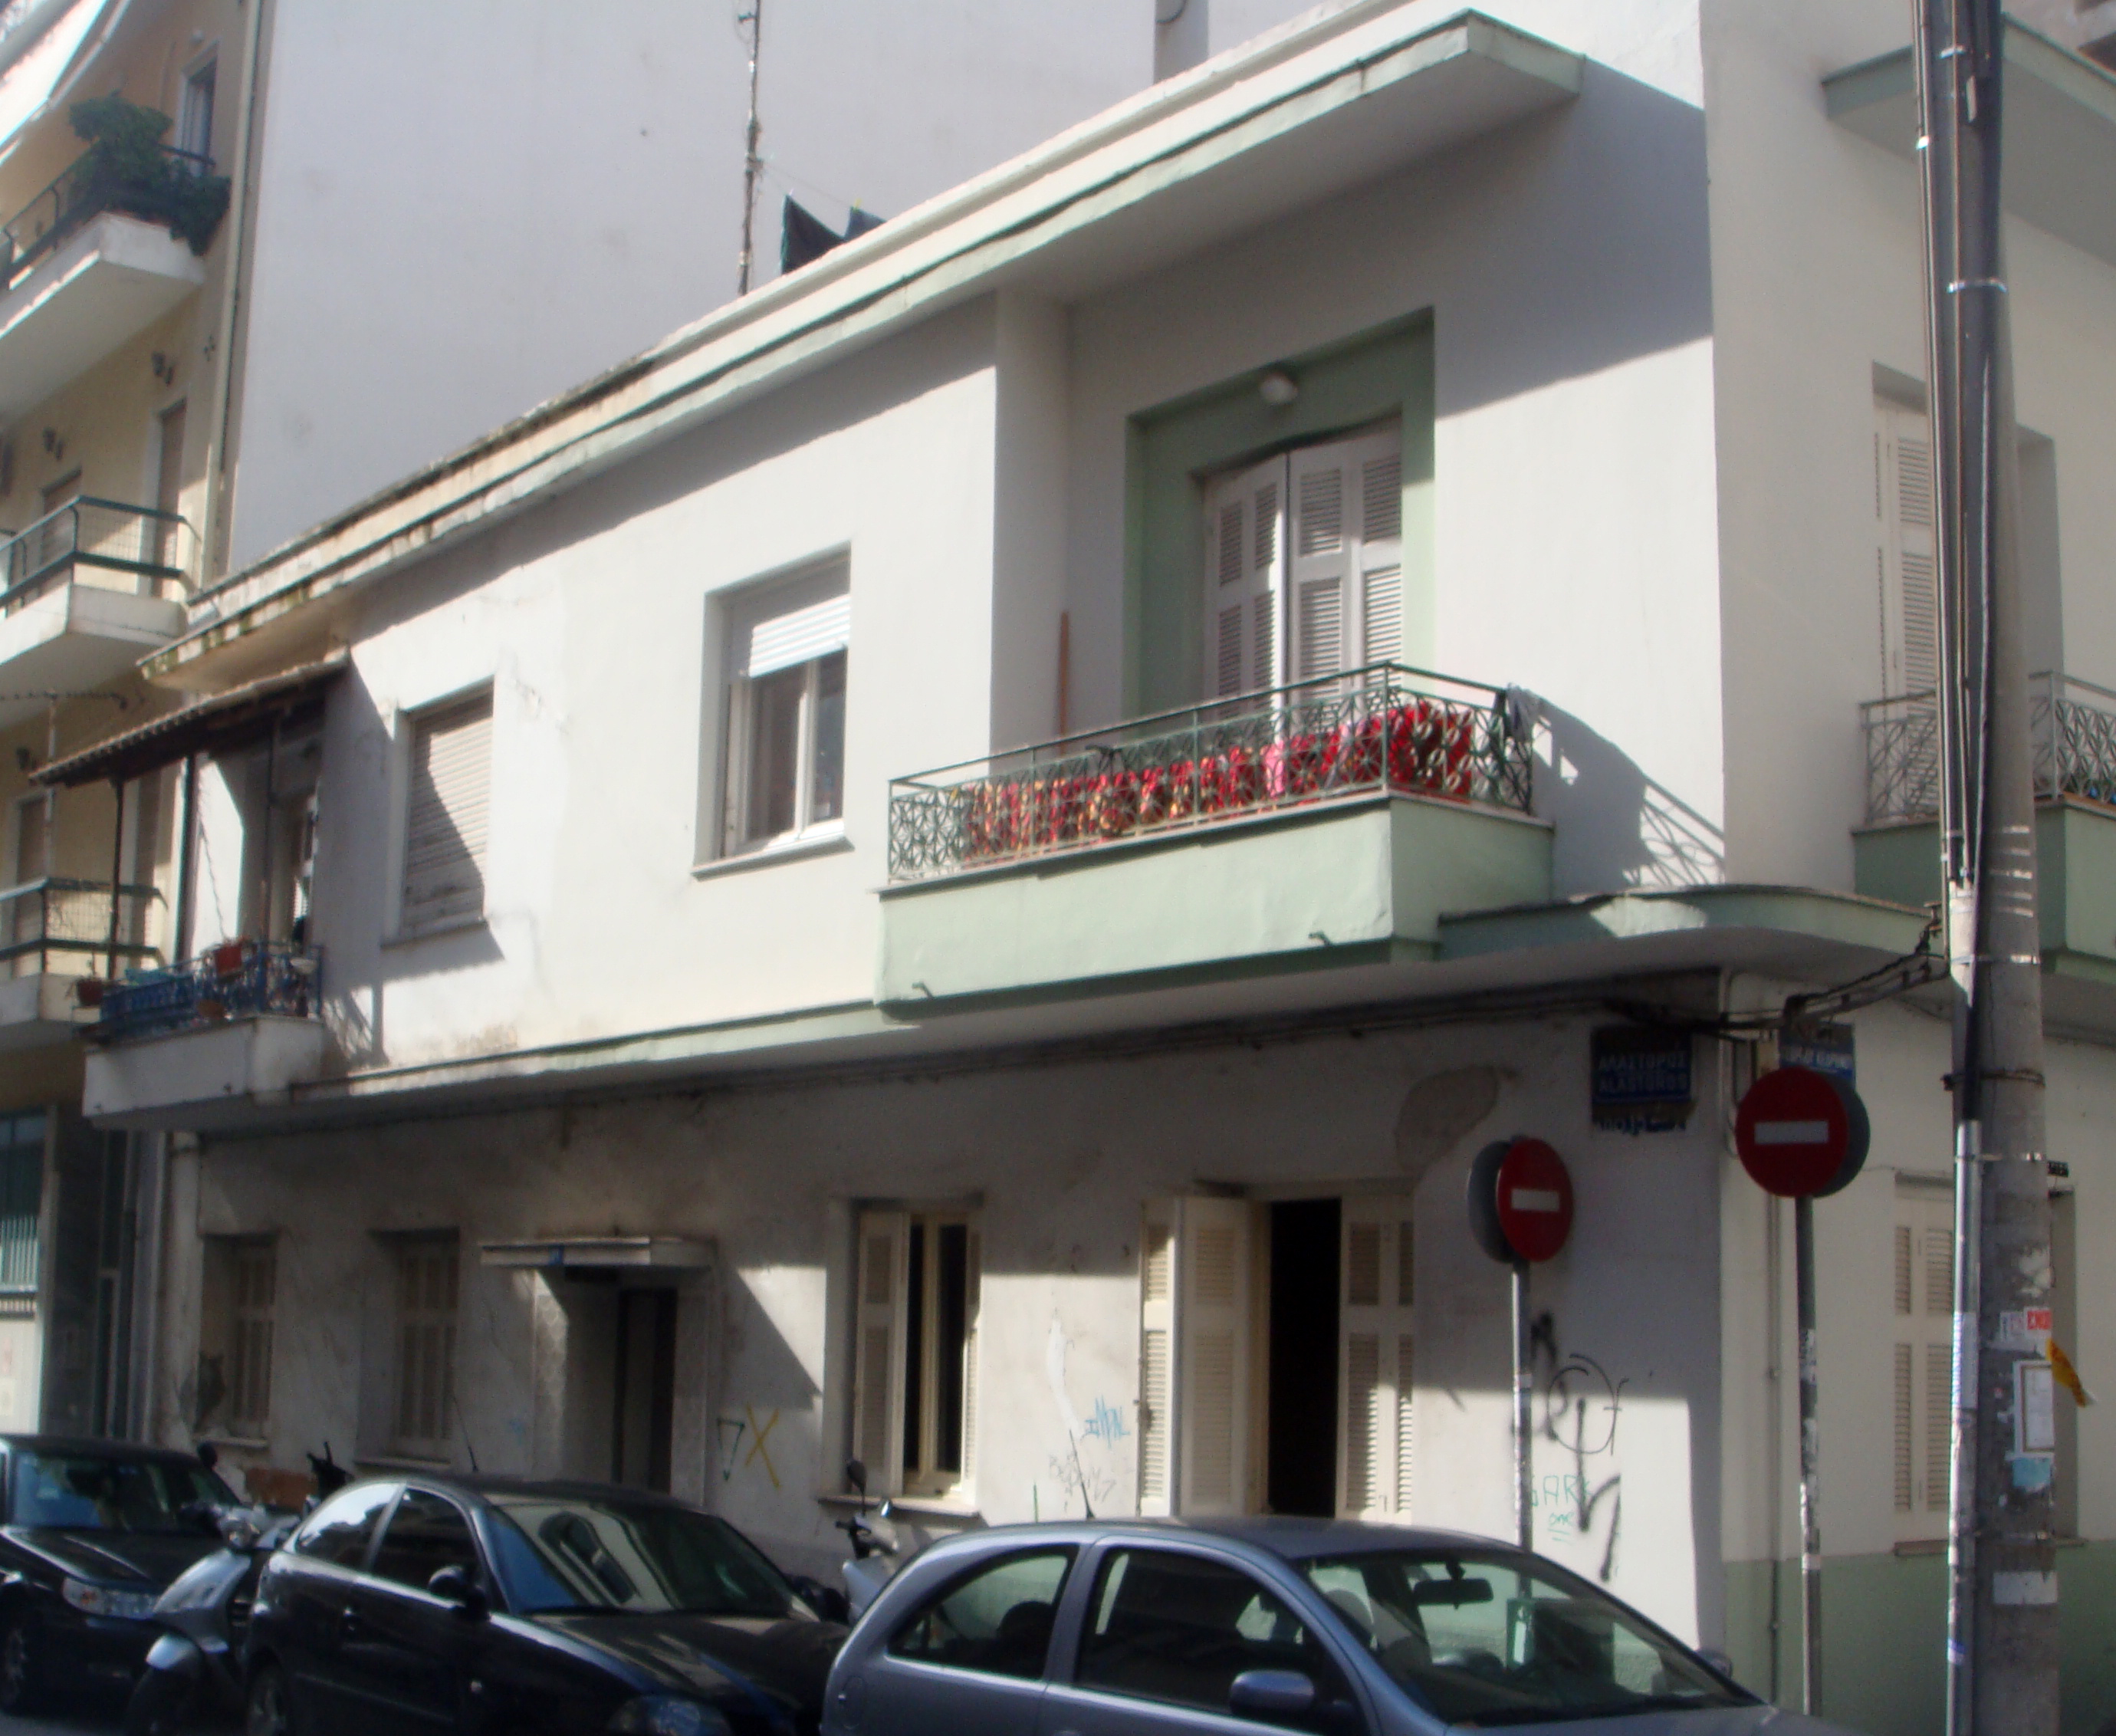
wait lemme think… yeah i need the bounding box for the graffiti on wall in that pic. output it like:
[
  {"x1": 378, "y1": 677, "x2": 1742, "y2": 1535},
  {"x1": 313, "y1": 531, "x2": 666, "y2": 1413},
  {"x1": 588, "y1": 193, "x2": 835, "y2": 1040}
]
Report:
[
  {"x1": 717, "y1": 1403, "x2": 782, "y2": 1488},
  {"x1": 1532, "y1": 1337, "x2": 1627, "y2": 1582},
  {"x1": 1044, "y1": 1316, "x2": 1121, "y2": 1514}
]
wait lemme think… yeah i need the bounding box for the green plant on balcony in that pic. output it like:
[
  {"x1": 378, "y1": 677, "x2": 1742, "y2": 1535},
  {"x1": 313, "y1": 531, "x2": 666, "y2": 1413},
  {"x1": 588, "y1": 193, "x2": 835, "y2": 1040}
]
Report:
[{"x1": 64, "y1": 95, "x2": 229, "y2": 255}]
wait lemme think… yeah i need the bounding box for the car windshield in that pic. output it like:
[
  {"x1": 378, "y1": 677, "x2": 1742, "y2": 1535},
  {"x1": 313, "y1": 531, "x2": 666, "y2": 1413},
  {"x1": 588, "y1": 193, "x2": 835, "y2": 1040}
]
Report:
[
  {"x1": 484, "y1": 1494, "x2": 813, "y2": 1620},
  {"x1": 9, "y1": 1451, "x2": 235, "y2": 1534},
  {"x1": 1303, "y1": 1548, "x2": 1749, "y2": 1727}
]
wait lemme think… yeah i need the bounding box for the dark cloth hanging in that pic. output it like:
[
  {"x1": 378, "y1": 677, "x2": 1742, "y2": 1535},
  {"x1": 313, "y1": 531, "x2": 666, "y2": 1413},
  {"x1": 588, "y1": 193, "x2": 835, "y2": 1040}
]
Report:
[{"x1": 780, "y1": 196, "x2": 885, "y2": 274}]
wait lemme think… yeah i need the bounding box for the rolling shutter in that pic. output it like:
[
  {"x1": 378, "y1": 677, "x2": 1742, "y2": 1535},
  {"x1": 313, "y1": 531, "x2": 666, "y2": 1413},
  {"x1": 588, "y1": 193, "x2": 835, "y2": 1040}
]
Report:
[
  {"x1": 402, "y1": 692, "x2": 493, "y2": 930},
  {"x1": 1177, "y1": 1196, "x2": 1252, "y2": 1517},
  {"x1": 730, "y1": 572, "x2": 851, "y2": 681},
  {"x1": 1202, "y1": 459, "x2": 1286, "y2": 699},
  {"x1": 1339, "y1": 1197, "x2": 1416, "y2": 1518},
  {"x1": 852, "y1": 1211, "x2": 909, "y2": 1490},
  {"x1": 1876, "y1": 404, "x2": 1940, "y2": 697}
]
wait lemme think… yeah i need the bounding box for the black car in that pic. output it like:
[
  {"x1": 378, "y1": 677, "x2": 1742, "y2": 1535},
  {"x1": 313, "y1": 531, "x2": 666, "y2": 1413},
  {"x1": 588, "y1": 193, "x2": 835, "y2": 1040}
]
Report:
[
  {"x1": 245, "y1": 1475, "x2": 848, "y2": 1735},
  {"x1": 0, "y1": 1432, "x2": 238, "y2": 1715}
]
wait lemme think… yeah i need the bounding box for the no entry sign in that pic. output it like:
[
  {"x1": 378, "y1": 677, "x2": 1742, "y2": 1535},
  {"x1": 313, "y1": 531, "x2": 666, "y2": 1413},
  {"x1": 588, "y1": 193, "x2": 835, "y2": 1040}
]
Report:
[
  {"x1": 1735, "y1": 1066, "x2": 1871, "y2": 1198},
  {"x1": 1469, "y1": 1136, "x2": 1575, "y2": 1264}
]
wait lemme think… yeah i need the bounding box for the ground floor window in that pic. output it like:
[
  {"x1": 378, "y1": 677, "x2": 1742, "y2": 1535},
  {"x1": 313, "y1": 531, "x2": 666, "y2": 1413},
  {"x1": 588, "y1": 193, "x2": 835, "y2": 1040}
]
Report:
[
  {"x1": 199, "y1": 1235, "x2": 277, "y2": 1438},
  {"x1": 389, "y1": 1235, "x2": 460, "y2": 1458},
  {"x1": 0, "y1": 1113, "x2": 44, "y2": 1302},
  {"x1": 851, "y1": 1208, "x2": 981, "y2": 1498}
]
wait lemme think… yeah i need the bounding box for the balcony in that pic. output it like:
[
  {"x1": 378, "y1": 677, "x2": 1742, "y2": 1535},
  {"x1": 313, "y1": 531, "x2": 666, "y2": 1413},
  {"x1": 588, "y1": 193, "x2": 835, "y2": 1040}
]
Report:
[
  {"x1": 879, "y1": 665, "x2": 1551, "y2": 1009},
  {"x1": 83, "y1": 941, "x2": 326, "y2": 1128},
  {"x1": 0, "y1": 877, "x2": 159, "y2": 1050},
  {"x1": 1856, "y1": 673, "x2": 2116, "y2": 984},
  {"x1": 0, "y1": 499, "x2": 191, "y2": 728},
  {"x1": 0, "y1": 145, "x2": 220, "y2": 418}
]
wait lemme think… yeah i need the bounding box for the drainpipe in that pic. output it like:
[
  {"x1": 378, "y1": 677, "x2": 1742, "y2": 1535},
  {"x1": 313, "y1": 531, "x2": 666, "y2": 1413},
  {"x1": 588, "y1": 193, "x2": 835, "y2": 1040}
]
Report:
[
  {"x1": 104, "y1": 776, "x2": 124, "y2": 979},
  {"x1": 197, "y1": 0, "x2": 270, "y2": 584},
  {"x1": 174, "y1": 755, "x2": 198, "y2": 963}
]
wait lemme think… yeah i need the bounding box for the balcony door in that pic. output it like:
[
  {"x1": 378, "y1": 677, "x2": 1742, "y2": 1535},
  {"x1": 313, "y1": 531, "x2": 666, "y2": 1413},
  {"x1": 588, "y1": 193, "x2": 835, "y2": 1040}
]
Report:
[{"x1": 1200, "y1": 424, "x2": 1403, "y2": 702}]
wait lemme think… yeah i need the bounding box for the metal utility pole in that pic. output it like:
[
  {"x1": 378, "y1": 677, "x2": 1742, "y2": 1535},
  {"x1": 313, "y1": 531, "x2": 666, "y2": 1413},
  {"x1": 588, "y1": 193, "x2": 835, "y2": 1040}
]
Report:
[
  {"x1": 1914, "y1": 4, "x2": 2062, "y2": 1734},
  {"x1": 1511, "y1": 1259, "x2": 1532, "y2": 1551},
  {"x1": 735, "y1": 0, "x2": 764, "y2": 296},
  {"x1": 1794, "y1": 1193, "x2": 1821, "y2": 1715}
]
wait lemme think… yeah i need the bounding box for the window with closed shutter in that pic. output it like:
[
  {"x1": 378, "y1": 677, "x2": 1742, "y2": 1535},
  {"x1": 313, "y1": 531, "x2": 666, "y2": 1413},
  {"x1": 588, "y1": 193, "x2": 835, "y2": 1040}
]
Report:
[
  {"x1": 392, "y1": 1237, "x2": 460, "y2": 1457},
  {"x1": 225, "y1": 1238, "x2": 277, "y2": 1435},
  {"x1": 1875, "y1": 403, "x2": 1939, "y2": 699},
  {"x1": 1339, "y1": 1197, "x2": 1415, "y2": 1520},
  {"x1": 1893, "y1": 1184, "x2": 1955, "y2": 1541},
  {"x1": 401, "y1": 692, "x2": 493, "y2": 931}
]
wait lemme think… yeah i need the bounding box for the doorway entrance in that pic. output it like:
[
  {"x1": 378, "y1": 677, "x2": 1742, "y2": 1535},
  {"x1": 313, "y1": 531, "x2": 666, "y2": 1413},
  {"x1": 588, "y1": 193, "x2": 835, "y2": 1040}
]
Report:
[
  {"x1": 612, "y1": 1287, "x2": 676, "y2": 1492},
  {"x1": 1267, "y1": 1199, "x2": 1339, "y2": 1516}
]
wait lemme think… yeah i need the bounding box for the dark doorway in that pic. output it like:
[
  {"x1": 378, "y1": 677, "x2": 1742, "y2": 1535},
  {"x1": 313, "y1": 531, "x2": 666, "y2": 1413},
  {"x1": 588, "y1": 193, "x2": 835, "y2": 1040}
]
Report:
[
  {"x1": 613, "y1": 1288, "x2": 677, "y2": 1492},
  {"x1": 1267, "y1": 1198, "x2": 1340, "y2": 1516}
]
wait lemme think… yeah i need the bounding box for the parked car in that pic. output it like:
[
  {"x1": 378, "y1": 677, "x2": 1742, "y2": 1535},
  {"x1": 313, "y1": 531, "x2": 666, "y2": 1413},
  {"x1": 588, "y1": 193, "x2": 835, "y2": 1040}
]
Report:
[
  {"x1": 245, "y1": 1475, "x2": 848, "y2": 1734},
  {"x1": 0, "y1": 1434, "x2": 239, "y2": 1715},
  {"x1": 823, "y1": 1518, "x2": 1864, "y2": 1735}
]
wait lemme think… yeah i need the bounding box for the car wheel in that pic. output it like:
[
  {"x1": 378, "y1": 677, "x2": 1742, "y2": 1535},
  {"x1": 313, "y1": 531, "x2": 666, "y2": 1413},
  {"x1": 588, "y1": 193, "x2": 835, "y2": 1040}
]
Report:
[
  {"x1": 127, "y1": 1664, "x2": 197, "y2": 1736},
  {"x1": 0, "y1": 1616, "x2": 48, "y2": 1715},
  {"x1": 247, "y1": 1662, "x2": 296, "y2": 1736}
]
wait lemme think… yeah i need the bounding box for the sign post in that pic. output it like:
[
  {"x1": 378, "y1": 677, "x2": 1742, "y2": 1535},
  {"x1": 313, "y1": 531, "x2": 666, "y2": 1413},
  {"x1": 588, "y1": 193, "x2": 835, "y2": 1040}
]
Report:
[
  {"x1": 1469, "y1": 1137, "x2": 1575, "y2": 1552},
  {"x1": 1736, "y1": 1065, "x2": 1870, "y2": 1715}
]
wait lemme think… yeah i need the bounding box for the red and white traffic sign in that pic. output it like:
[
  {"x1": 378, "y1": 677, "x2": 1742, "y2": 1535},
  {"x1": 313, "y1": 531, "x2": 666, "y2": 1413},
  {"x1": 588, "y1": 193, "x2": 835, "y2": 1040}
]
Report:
[
  {"x1": 1493, "y1": 1137, "x2": 1574, "y2": 1263},
  {"x1": 1735, "y1": 1066, "x2": 1867, "y2": 1198}
]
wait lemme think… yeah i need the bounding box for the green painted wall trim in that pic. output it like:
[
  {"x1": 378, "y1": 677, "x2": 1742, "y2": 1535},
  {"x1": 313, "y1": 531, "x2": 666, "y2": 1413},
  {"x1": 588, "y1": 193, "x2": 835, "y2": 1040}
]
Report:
[
  {"x1": 876, "y1": 792, "x2": 1548, "y2": 1011},
  {"x1": 1855, "y1": 802, "x2": 2116, "y2": 969},
  {"x1": 1124, "y1": 315, "x2": 1435, "y2": 715},
  {"x1": 1723, "y1": 1544, "x2": 2116, "y2": 1736}
]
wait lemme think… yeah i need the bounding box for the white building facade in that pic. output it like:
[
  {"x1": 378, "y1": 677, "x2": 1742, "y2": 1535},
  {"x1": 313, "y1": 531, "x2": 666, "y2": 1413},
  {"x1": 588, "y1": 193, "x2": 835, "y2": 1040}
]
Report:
[{"x1": 33, "y1": 3, "x2": 2116, "y2": 1731}]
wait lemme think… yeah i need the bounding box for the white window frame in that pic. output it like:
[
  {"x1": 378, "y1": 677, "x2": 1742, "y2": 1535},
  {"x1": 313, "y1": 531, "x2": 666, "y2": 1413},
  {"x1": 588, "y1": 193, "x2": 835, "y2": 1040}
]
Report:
[
  {"x1": 177, "y1": 51, "x2": 218, "y2": 164},
  {"x1": 715, "y1": 563, "x2": 849, "y2": 862},
  {"x1": 849, "y1": 1205, "x2": 980, "y2": 1501}
]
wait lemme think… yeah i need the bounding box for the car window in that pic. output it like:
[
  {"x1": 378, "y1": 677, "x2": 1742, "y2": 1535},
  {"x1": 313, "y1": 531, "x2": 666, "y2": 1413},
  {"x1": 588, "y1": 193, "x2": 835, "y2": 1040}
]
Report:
[
  {"x1": 292, "y1": 1483, "x2": 399, "y2": 1568},
  {"x1": 1076, "y1": 1547, "x2": 1352, "y2": 1729},
  {"x1": 482, "y1": 1494, "x2": 807, "y2": 1619},
  {"x1": 1300, "y1": 1548, "x2": 1747, "y2": 1725},
  {"x1": 8, "y1": 1451, "x2": 235, "y2": 1533},
  {"x1": 370, "y1": 1488, "x2": 481, "y2": 1591},
  {"x1": 889, "y1": 1548, "x2": 1075, "y2": 1680}
]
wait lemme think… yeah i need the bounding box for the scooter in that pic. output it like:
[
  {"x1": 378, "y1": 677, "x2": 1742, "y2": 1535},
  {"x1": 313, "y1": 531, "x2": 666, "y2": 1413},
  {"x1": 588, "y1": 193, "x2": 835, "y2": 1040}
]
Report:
[
  {"x1": 123, "y1": 1446, "x2": 350, "y2": 1736},
  {"x1": 836, "y1": 1458, "x2": 899, "y2": 1621}
]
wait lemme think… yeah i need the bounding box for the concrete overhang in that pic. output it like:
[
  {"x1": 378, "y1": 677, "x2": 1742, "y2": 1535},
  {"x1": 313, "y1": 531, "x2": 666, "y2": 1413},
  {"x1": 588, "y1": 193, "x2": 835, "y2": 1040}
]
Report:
[
  {"x1": 0, "y1": 970, "x2": 90, "y2": 1050},
  {"x1": 479, "y1": 1236, "x2": 715, "y2": 1272},
  {"x1": 84, "y1": 1014, "x2": 326, "y2": 1129},
  {"x1": 146, "y1": 5, "x2": 1582, "y2": 691},
  {"x1": 0, "y1": 210, "x2": 202, "y2": 419},
  {"x1": 0, "y1": 579, "x2": 184, "y2": 731},
  {"x1": 1824, "y1": 19, "x2": 2116, "y2": 268},
  {"x1": 136, "y1": 883, "x2": 2052, "y2": 1140}
]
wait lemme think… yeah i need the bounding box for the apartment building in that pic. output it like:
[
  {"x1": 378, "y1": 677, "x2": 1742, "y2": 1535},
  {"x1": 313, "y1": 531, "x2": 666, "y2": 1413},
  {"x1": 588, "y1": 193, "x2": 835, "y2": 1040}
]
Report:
[
  {"x1": 24, "y1": 2, "x2": 2116, "y2": 1731},
  {"x1": 0, "y1": 0, "x2": 1297, "y2": 1448}
]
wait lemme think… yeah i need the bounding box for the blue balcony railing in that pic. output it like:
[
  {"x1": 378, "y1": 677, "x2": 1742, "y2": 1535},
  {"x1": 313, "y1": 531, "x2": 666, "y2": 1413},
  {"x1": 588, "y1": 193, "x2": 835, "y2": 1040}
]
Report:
[{"x1": 90, "y1": 940, "x2": 320, "y2": 1045}]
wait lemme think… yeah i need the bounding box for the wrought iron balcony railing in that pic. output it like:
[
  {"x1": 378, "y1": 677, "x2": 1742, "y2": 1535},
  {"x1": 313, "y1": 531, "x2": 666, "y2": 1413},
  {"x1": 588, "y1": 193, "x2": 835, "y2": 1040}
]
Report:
[
  {"x1": 888, "y1": 663, "x2": 1536, "y2": 883},
  {"x1": 1862, "y1": 672, "x2": 2116, "y2": 825},
  {"x1": 0, "y1": 497, "x2": 192, "y2": 611},
  {"x1": 2, "y1": 143, "x2": 215, "y2": 288},
  {"x1": 90, "y1": 939, "x2": 321, "y2": 1045},
  {"x1": 0, "y1": 877, "x2": 159, "y2": 981}
]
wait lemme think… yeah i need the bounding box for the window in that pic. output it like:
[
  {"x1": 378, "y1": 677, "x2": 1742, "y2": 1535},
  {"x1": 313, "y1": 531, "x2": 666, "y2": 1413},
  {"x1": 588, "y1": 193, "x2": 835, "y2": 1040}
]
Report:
[
  {"x1": 178, "y1": 58, "x2": 216, "y2": 163},
  {"x1": 401, "y1": 690, "x2": 493, "y2": 932},
  {"x1": 1076, "y1": 1547, "x2": 1350, "y2": 1726},
  {"x1": 209, "y1": 1237, "x2": 277, "y2": 1436},
  {"x1": 1893, "y1": 1183, "x2": 1954, "y2": 1540},
  {"x1": 1202, "y1": 424, "x2": 1402, "y2": 699},
  {"x1": 392, "y1": 1238, "x2": 460, "y2": 1458},
  {"x1": 720, "y1": 564, "x2": 849, "y2": 856},
  {"x1": 370, "y1": 1487, "x2": 480, "y2": 1591},
  {"x1": 889, "y1": 1548, "x2": 1073, "y2": 1678},
  {"x1": 850, "y1": 1208, "x2": 980, "y2": 1497},
  {"x1": 293, "y1": 1481, "x2": 398, "y2": 1567},
  {"x1": 1875, "y1": 401, "x2": 1937, "y2": 699},
  {"x1": 0, "y1": 1113, "x2": 44, "y2": 1298}
]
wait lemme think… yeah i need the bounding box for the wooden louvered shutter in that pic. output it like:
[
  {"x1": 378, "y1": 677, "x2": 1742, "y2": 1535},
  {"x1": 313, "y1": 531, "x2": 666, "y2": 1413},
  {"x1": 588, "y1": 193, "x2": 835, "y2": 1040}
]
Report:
[
  {"x1": 1876, "y1": 404, "x2": 1939, "y2": 697},
  {"x1": 1290, "y1": 427, "x2": 1405, "y2": 683},
  {"x1": 852, "y1": 1211, "x2": 909, "y2": 1491},
  {"x1": 1138, "y1": 1205, "x2": 1175, "y2": 1514},
  {"x1": 402, "y1": 691, "x2": 493, "y2": 930},
  {"x1": 1176, "y1": 1196, "x2": 1251, "y2": 1517},
  {"x1": 1339, "y1": 1197, "x2": 1416, "y2": 1518},
  {"x1": 1202, "y1": 458, "x2": 1286, "y2": 699}
]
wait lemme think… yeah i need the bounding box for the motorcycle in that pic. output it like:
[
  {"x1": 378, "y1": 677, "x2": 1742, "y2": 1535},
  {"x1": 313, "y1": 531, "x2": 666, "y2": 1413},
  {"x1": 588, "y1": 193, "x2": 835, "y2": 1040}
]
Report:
[
  {"x1": 123, "y1": 1446, "x2": 349, "y2": 1736},
  {"x1": 836, "y1": 1458, "x2": 899, "y2": 1621}
]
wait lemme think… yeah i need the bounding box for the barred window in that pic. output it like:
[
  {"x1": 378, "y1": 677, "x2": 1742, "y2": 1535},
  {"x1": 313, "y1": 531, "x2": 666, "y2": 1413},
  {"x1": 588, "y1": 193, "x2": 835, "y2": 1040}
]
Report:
[
  {"x1": 0, "y1": 1113, "x2": 44, "y2": 1298},
  {"x1": 393, "y1": 1238, "x2": 460, "y2": 1457}
]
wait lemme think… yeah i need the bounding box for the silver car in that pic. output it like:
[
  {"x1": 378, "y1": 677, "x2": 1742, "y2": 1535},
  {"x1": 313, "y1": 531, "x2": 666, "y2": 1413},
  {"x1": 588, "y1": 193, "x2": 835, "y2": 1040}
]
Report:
[{"x1": 823, "y1": 1517, "x2": 1860, "y2": 1736}]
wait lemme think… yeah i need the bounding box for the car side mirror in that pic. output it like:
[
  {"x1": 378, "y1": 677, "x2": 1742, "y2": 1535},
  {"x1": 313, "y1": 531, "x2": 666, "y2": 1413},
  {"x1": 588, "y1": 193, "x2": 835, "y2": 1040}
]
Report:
[
  {"x1": 426, "y1": 1566, "x2": 489, "y2": 1619},
  {"x1": 1229, "y1": 1669, "x2": 1316, "y2": 1721}
]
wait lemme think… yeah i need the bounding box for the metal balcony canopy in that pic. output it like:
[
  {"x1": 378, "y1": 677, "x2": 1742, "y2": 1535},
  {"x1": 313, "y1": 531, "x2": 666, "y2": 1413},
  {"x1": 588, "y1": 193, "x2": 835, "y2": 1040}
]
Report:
[
  {"x1": 1824, "y1": 18, "x2": 2116, "y2": 268},
  {"x1": 478, "y1": 1236, "x2": 715, "y2": 1272},
  {"x1": 33, "y1": 652, "x2": 346, "y2": 787}
]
